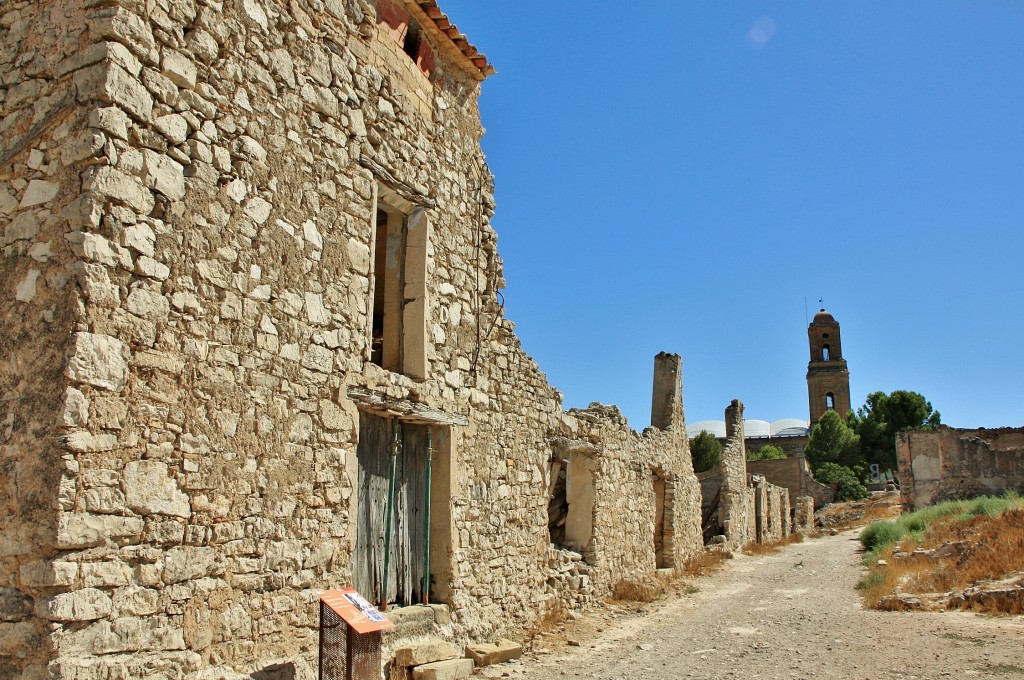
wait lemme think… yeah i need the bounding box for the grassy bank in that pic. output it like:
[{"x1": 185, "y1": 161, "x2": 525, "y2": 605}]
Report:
[{"x1": 857, "y1": 493, "x2": 1024, "y2": 613}]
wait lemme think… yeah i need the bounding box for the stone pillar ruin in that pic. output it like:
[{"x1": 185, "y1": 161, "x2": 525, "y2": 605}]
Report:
[
  {"x1": 718, "y1": 400, "x2": 750, "y2": 549},
  {"x1": 650, "y1": 352, "x2": 683, "y2": 431},
  {"x1": 724, "y1": 399, "x2": 744, "y2": 442}
]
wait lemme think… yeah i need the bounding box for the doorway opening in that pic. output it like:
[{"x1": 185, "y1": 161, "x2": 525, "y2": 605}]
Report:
[
  {"x1": 653, "y1": 470, "x2": 673, "y2": 569},
  {"x1": 353, "y1": 412, "x2": 451, "y2": 608}
]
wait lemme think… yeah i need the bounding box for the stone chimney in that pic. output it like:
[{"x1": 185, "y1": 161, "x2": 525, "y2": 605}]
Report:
[
  {"x1": 651, "y1": 352, "x2": 683, "y2": 431},
  {"x1": 725, "y1": 399, "x2": 744, "y2": 441}
]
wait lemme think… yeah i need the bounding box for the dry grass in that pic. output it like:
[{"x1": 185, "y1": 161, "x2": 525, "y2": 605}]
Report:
[
  {"x1": 907, "y1": 510, "x2": 1024, "y2": 592},
  {"x1": 610, "y1": 575, "x2": 665, "y2": 603},
  {"x1": 820, "y1": 492, "x2": 903, "y2": 531},
  {"x1": 742, "y1": 528, "x2": 806, "y2": 556},
  {"x1": 860, "y1": 502, "x2": 1024, "y2": 614},
  {"x1": 743, "y1": 541, "x2": 781, "y2": 556},
  {"x1": 521, "y1": 598, "x2": 569, "y2": 649},
  {"x1": 680, "y1": 550, "x2": 729, "y2": 578}
]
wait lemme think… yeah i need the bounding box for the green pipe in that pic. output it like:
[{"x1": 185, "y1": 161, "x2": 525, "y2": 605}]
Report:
[
  {"x1": 381, "y1": 422, "x2": 400, "y2": 610},
  {"x1": 423, "y1": 429, "x2": 433, "y2": 605}
]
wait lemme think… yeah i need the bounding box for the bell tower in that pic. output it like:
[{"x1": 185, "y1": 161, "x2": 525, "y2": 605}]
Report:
[{"x1": 806, "y1": 309, "x2": 851, "y2": 424}]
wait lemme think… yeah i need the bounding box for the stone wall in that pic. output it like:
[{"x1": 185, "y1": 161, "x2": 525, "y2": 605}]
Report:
[
  {"x1": 0, "y1": 1, "x2": 706, "y2": 677},
  {"x1": 1, "y1": 0, "x2": 123, "y2": 674},
  {"x1": 698, "y1": 400, "x2": 793, "y2": 551},
  {"x1": 762, "y1": 483, "x2": 787, "y2": 544},
  {"x1": 743, "y1": 434, "x2": 807, "y2": 459},
  {"x1": 717, "y1": 400, "x2": 751, "y2": 550},
  {"x1": 792, "y1": 496, "x2": 815, "y2": 533},
  {"x1": 747, "y1": 455, "x2": 834, "y2": 509},
  {"x1": 897, "y1": 426, "x2": 1024, "y2": 511}
]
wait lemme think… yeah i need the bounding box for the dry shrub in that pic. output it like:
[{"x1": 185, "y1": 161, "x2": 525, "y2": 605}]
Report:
[
  {"x1": 906, "y1": 509, "x2": 1024, "y2": 594},
  {"x1": 861, "y1": 505, "x2": 1024, "y2": 613},
  {"x1": 743, "y1": 542, "x2": 781, "y2": 556},
  {"x1": 611, "y1": 575, "x2": 665, "y2": 603},
  {"x1": 968, "y1": 591, "x2": 1024, "y2": 616},
  {"x1": 680, "y1": 550, "x2": 728, "y2": 577},
  {"x1": 522, "y1": 598, "x2": 568, "y2": 648}
]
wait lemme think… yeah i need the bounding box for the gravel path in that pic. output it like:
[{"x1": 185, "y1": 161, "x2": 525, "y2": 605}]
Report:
[{"x1": 505, "y1": 531, "x2": 1024, "y2": 680}]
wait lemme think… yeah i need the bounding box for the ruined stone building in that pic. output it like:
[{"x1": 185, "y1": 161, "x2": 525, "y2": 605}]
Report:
[
  {"x1": 897, "y1": 426, "x2": 1024, "y2": 510},
  {"x1": 689, "y1": 310, "x2": 854, "y2": 513},
  {"x1": 0, "y1": 1, "x2": 719, "y2": 677},
  {"x1": 696, "y1": 400, "x2": 811, "y2": 549}
]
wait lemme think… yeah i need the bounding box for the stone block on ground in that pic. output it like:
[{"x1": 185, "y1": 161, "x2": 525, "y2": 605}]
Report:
[
  {"x1": 464, "y1": 639, "x2": 523, "y2": 667},
  {"x1": 394, "y1": 638, "x2": 457, "y2": 667},
  {"x1": 411, "y1": 658, "x2": 473, "y2": 680}
]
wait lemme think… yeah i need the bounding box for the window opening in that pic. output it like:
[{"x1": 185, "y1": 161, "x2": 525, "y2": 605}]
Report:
[
  {"x1": 370, "y1": 208, "x2": 393, "y2": 368},
  {"x1": 822, "y1": 345, "x2": 830, "y2": 361},
  {"x1": 369, "y1": 189, "x2": 427, "y2": 379},
  {"x1": 547, "y1": 458, "x2": 569, "y2": 548},
  {"x1": 825, "y1": 393, "x2": 835, "y2": 410},
  {"x1": 403, "y1": 20, "x2": 422, "y2": 61},
  {"x1": 547, "y1": 452, "x2": 597, "y2": 562}
]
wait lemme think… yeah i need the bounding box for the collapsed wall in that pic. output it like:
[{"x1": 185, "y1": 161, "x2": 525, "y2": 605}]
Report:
[
  {"x1": 0, "y1": 1, "x2": 705, "y2": 676},
  {"x1": 698, "y1": 400, "x2": 795, "y2": 550},
  {"x1": 746, "y1": 456, "x2": 834, "y2": 510},
  {"x1": 897, "y1": 426, "x2": 1024, "y2": 510},
  {"x1": 717, "y1": 400, "x2": 752, "y2": 549}
]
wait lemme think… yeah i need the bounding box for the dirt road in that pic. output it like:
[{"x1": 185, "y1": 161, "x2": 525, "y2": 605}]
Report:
[{"x1": 502, "y1": 530, "x2": 1024, "y2": 680}]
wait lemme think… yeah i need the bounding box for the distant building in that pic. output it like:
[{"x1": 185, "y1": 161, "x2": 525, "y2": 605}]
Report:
[
  {"x1": 806, "y1": 309, "x2": 852, "y2": 424},
  {"x1": 689, "y1": 308, "x2": 853, "y2": 457}
]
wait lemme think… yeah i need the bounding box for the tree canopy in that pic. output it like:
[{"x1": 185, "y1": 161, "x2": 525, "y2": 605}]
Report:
[
  {"x1": 748, "y1": 444, "x2": 786, "y2": 461},
  {"x1": 814, "y1": 462, "x2": 869, "y2": 501},
  {"x1": 804, "y1": 409, "x2": 861, "y2": 471},
  {"x1": 690, "y1": 430, "x2": 722, "y2": 474},
  {"x1": 850, "y1": 390, "x2": 941, "y2": 469}
]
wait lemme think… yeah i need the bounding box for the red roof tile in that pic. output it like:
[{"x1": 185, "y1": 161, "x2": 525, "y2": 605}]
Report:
[{"x1": 412, "y1": 1, "x2": 495, "y2": 79}]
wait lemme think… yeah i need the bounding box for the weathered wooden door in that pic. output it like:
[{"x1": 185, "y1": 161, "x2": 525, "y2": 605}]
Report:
[{"x1": 354, "y1": 413, "x2": 428, "y2": 608}]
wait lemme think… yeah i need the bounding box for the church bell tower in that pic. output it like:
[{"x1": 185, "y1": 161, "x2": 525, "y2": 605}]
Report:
[{"x1": 806, "y1": 309, "x2": 851, "y2": 425}]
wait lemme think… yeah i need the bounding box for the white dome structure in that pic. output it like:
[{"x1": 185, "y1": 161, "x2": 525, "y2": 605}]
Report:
[{"x1": 686, "y1": 418, "x2": 809, "y2": 439}]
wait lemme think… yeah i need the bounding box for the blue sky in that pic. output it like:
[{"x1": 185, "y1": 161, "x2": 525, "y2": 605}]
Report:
[{"x1": 440, "y1": 2, "x2": 1024, "y2": 430}]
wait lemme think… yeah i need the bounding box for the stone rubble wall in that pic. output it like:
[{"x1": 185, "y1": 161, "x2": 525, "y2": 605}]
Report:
[
  {"x1": 718, "y1": 401, "x2": 751, "y2": 550},
  {"x1": 556, "y1": 403, "x2": 703, "y2": 600},
  {"x1": 1, "y1": 0, "x2": 133, "y2": 676},
  {"x1": 699, "y1": 400, "x2": 792, "y2": 550},
  {"x1": 0, "y1": 0, "x2": 708, "y2": 677},
  {"x1": 761, "y1": 483, "x2": 787, "y2": 544},
  {"x1": 792, "y1": 495, "x2": 815, "y2": 533},
  {"x1": 897, "y1": 426, "x2": 1024, "y2": 511},
  {"x1": 746, "y1": 454, "x2": 834, "y2": 509}
]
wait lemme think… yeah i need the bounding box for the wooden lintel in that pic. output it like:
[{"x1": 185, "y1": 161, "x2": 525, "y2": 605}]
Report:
[
  {"x1": 359, "y1": 156, "x2": 437, "y2": 208},
  {"x1": 347, "y1": 387, "x2": 468, "y2": 427}
]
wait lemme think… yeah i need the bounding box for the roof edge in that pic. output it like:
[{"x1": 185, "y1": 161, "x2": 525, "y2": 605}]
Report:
[{"x1": 407, "y1": 1, "x2": 495, "y2": 81}]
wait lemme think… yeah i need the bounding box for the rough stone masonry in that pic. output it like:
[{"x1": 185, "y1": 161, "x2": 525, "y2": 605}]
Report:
[{"x1": 0, "y1": 1, "x2": 722, "y2": 677}]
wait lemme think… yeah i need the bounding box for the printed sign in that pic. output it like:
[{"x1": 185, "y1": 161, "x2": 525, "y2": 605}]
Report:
[{"x1": 320, "y1": 588, "x2": 395, "y2": 634}]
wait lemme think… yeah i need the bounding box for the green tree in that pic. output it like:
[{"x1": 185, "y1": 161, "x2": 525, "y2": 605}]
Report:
[
  {"x1": 748, "y1": 444, "x2": 786, "y2": 461},
  {"x1": 814, "y1": 462, "x2": 870, "y2": 501},
  {"x1": 690, "y1": 430, "x2": 723, "y2": 473},
  {"x1": 851, "y1": 390, "x2": 941, "y2": 469},
  {"x1": 804, "y1": 409, "x2": 861, "y2": 471}
]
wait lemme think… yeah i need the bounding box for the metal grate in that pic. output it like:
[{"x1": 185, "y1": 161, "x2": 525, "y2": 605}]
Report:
[
  {"x1": 320, "y1": 601, "x2": 346, "y2": 680},
  {"x1": 320, "y1": 601, "x2": 384, "y2": 680}
]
